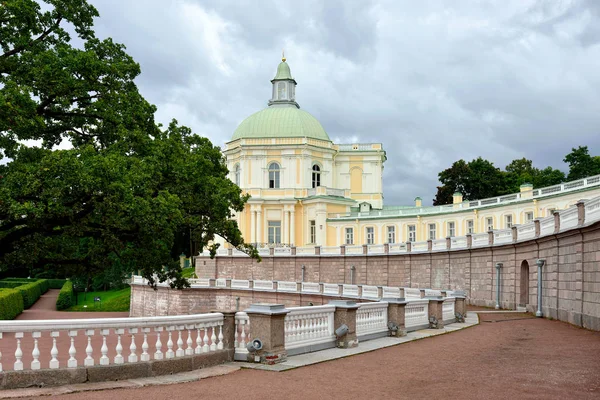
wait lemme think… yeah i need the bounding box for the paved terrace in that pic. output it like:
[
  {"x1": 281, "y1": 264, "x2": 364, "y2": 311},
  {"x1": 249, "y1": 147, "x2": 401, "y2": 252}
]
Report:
[{"x1": 1, "y1": 311, "x2": 599, "y2": 399}]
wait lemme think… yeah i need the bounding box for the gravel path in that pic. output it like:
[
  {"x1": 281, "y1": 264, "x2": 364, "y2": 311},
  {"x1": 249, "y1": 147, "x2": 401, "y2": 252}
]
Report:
[{"x1": 46, "y1": 313, "x2": 600, "y2": 400}]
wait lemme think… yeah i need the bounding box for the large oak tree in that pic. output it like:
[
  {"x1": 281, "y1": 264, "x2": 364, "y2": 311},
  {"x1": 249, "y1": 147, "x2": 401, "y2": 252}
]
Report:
[{"x1": 0, "y1": 0, "x2": 256, "y2": 287}]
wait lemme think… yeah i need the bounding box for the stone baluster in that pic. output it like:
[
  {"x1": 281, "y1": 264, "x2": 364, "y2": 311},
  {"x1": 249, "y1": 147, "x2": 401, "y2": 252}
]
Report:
[
  {"x1": 195, "y1": 325, "x2": 203, "y2": 354},
  {"x1": 166, "y1": 327, "x2": 175, "y2": 359},
  {"x1": 68, "y1": 330, "x2": 78, "y2": 368},
  {"x1": 217, "y1": 322, "x2": 224, "y2": 350},
  {"x1": 238, "y1": 319, "x2": 247, "y2": 351},
  {"x1": 128, "y1": 328, "x2": 138, "y2": 363},
  {"x1": 141, "y1": 328, "x2": 150, "y2": 362},
  {"x1": 14, "y1": 332, "x2": 23, "y2": 371},
  {"x1": 176, "y1": 326, "x2": 185, "y2": 357},
  {"x1": 84, "y1": 329, "x2": 94, "y2": 366},
  {"x1": 31, "y1": 331, "x2": 41, "y2": 370},
  {"x1": 185, "y1": 325, "x2": 194, "y2": 355},
  {"x1": 0, "y1": 332, "x2": 2, "y2": 372},
  {"x1": 210, "y1": 324, "x2": 217, "y2": 351},
  {"x1": 154, "y1": 327, "x2": 164, "y2": 360},
  {"x1": 100, "y1": 329, "x2": 110, "y2": 365},
  {"x1": 114, "y1": 328, "x2": 124, "y2": 364},
  {"x1": 202, "y1": 325, "x2": 210, "y2": 353}
]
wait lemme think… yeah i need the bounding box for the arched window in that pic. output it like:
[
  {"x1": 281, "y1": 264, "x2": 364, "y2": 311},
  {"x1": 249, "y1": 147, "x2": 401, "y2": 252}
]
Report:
[
  {"x1": 268, "y1": 162, "x2": 280, "y2": 188},
  {"x1": 234, "y1": 164, "x2": 240, "y2": 186},
  {"x1": 312, "y1": 164, "x2": 321, "y2": 188}
]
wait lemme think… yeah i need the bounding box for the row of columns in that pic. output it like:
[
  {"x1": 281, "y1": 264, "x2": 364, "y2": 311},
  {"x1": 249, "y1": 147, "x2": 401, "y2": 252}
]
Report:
[{"x1": 249, "y1": 205, "x2": 295, "y2": 245}]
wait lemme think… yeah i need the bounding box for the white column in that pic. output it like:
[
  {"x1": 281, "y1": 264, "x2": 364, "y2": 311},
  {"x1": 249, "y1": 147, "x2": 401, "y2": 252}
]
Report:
[
  {"x1": 256, "y1": 209, "x2": 262, "y2": 244},
  {"x1": 282, "y1": 209, "x2": 287, "y2": 244},
  {"x1": 290, "y1": 209, "x2": 295, "y2": 246},
  {"x1": 250, "y1": 209, "x2": 256, "y2": 244}
]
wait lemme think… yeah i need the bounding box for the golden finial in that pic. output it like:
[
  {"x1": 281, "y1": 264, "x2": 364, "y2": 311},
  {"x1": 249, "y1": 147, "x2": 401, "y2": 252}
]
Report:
[{"x1": 282, "y1": 49, "x2": 286, "y2": 62}]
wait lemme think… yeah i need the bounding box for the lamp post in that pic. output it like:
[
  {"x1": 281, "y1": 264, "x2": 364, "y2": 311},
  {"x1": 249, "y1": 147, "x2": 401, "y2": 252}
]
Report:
[
  {"x1": 495, "y1": 263, "x2": 503, "y2": 309},
  {"x1": 536, "y1": 259, "x2": 545, "y2": 317}
]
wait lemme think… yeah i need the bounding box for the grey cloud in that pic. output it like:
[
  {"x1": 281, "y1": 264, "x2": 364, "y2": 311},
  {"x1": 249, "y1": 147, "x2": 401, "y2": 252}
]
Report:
[{"x1": 87, "y1": 0, "x2": 600, "y2": 205}]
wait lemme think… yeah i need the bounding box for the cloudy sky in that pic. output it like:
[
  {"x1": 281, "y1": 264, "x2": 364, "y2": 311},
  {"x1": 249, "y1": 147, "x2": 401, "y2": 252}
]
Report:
[{"x1": 88, "y1": 0, "x2": 600, "y2": 206}]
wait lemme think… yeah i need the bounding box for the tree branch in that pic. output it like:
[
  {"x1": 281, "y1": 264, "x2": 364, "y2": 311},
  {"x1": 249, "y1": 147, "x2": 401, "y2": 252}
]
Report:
[{"x1": 1, "y1": 16, "x2": 63, "y2": 58}]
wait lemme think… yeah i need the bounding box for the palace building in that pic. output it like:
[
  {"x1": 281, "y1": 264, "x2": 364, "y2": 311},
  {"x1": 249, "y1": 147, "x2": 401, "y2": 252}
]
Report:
[{"x1": 220, "y1": 57, "x2": 600, "y2": 249}]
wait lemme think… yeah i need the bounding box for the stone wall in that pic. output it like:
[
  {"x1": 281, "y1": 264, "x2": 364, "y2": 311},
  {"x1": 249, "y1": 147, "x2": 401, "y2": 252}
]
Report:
[{"x1": 193, "y1": 221, "x2": 600, "y2": 330}]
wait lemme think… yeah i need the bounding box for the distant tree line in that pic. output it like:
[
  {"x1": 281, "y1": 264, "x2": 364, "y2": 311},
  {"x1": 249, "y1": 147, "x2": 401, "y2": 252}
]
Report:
[{"x1": 433, "y1": 146, "x2": 600, "y2": 205}]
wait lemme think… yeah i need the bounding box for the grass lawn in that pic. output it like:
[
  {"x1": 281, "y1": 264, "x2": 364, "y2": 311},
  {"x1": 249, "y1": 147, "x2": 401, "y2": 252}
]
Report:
[{"x1": 66, "y1": 287, "x2": 131, "y2": 312}]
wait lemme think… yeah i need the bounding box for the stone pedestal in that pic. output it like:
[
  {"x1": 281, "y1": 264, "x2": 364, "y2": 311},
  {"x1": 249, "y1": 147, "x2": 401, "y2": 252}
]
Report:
[
  {"x1": 244, "y1": 304, "x2": 289, "y2": 365},
  {"x1": 427, "y1": 297, "x2": 445, "y2": 329},
  {"x1": 382, "y1": 298, "x2": 408, "y2": 337},
  {"x1": 329, "y1": 300, "x2": 359, "y2": 348},
  {"x1": 454, "y1": 295, "x2": 467, "y2": 321}
]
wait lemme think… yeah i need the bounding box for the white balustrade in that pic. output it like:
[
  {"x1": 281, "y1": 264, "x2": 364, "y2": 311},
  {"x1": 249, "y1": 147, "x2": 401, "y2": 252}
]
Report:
[
  {"x1": 356, "y1": 302, "x2": 388, "y2": 337},
  {"x1": 231, "y1": 279, "x2": 250, "y2": 289},
  {"x1": 404, "y1": 288, "x2": 422, "y2": 299},
  {"x1": 345, "y1": 245, "x2": 363, "y2": 255},
  {"x1": 301, "y1": 282, "x2": 321, "y2": 293},
  {"x1": 361, "y1": 285, "x2": 379, "y2": 299},
  {"x1": 284, "y1": 305, "x2": 336, "y2": 351},
  {"x1": 367, "y1": 244, "x2": 385, "y2": 254},
  {"x1": 405, "y1": 300, "x2": 430, "y2": 329},
  {"x1": 233, "y1": 312, "x2": 250, "y2": 361},
  {"x1": 382, "y1": 286, "x2": 401, "y2": 298},
  {"x1": 585, "y1": 198, "x2": 600, "y2": 223},
  {"x1": 442, "y1": 298, "x2": 456, "y2": 321},
  {"x1": 412, "y1": 241, "x2": 428, "y2": 252},
  {"x1": 451, "y1": 237, "x2": 467, "y2": 249},
  {"x1": 540, "y1": 216, "x2": 555, "y2": 236},
  {"x1": 559, "y1": 206, "x2": 579, "y2": 231},
  {"x1": 189, "y1": 278, "x2": 210, "y2": 287},
  {"x1": 432, "y1": 239, "x2": 447, "y2": 251},
  {"x1": 253, "y1": 280, "x2": 274, "y2": 291},
  {"x1": 274, "y1": 247, "x2": 292, "y2": 256},
  {"x1": 471, "y1": 233, "x2": 489, "y2": 247},
  {"x1": 388, "y1": 243, "x2": 407, "y2": 253},
  {"x1": 0, "y1": 313, "x2": 224, "y2": 372},
  {"x1": 215, "y1": 278, "x2": 227, "y2": 288},
  {"x1": 342, "y1": 284, "x2": 359, "y2": 297},
  {"x1": 424, "y1": 289, "x2": 442, "y2": 297},
  {"x1": 517, "y1": 223, "x2": 536, "y2": 241},
  {"x1": 277, "y1": 281, "x2": 298, "y2": 292},
  {"x1": 320, "y1": 246, "x2": 341, "y2": 255},
  {"x1": 494, "y1": 229, "x2": 513, "y2": 245},
  {"x1": 323, "y1": 283, "x2": 340, "y2": 295},
  {"x1": 296, "y1": 247, "x2": 316, "y2": 255}
]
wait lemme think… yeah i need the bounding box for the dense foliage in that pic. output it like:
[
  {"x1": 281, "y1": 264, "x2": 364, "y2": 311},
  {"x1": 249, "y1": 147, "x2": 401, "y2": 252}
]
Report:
[
  {"x1": 55, "y1": 280, "x2": 74, "y2": 310},
  {"x1": 0, "y1": 288, "x2": 25, "y2": 320},
  {"x1": 0, "y1": 0, "x2": 257, "y2": 288},
  {"x1": 14, "y1": 279, "x2": 49, "y2": 308},
  {"x1": 433, "y1": 146, "x2": 599, "y2": 205}
]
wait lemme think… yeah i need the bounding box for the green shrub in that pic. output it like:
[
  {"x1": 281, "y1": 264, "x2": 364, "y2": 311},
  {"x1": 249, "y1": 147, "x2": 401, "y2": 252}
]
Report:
[
  {"x1": 0, "y1": 288, "x2": 25, "y2": 320},
  {"x1": 56, "y1": 281, "x2": 74, "y2": 310},
  {"x1": 0, "y1": 281, "x2": 25, "y2": 288},
  {"x1": 15, "y1": 279, "x2": 49, "y2": 309},
  {"x1": 2, "y1": 278, "x2": 38, "y2": 282},
  {"x1": 47, "y1": 279, "x2": 67, "y2": 289}
]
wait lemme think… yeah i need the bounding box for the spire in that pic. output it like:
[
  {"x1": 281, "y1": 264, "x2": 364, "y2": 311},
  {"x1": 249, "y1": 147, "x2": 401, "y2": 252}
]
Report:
[{"x1": 269, "y1": 55, "x2": 299, "y2": 108}]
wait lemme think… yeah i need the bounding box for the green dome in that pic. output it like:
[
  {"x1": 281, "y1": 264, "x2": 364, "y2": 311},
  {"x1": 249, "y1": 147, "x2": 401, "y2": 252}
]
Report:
[
  {"x1": 232, "y1": 107, "x2": 330, "y2": 141},
  {"x1": 273, "y1": 61, "x2": 293, "y2": 80}
]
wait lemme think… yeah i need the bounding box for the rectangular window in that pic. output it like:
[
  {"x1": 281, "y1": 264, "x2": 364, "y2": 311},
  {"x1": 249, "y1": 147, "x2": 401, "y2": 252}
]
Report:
[
  {"x1": 505, "y1": 215, "x2": 513, "y2": 229},
  {"x1": 387, "y1": 226, "x2": 396, "y2": 244},
  {"x1": 345, "y1": 228, "x2": 354, "y2": 245},
  {"x1": 467, "y1": 220, "x2": 474, "y2": 234},
  {"x1": 525, "y1": 212, "x2": 534, "y2": 222},
  {"x1": 448, "y1": 221, "x2": 456, "y2": 238},
  {"x1": 408, "y1": 225, "x2": 416, "y2": 242},
  {"x1": 486, "y1": 217, "x2": 494, "y2": 231},
  {"x1": 428, "y1": 223, "x2": 436, "y2": 240},
  {"x1": 267, "y1": 221, "x2": 281, "y2": 244},
  {"x1": 309, "y1": 220, "x2": 316, "y2": 244},
  {"x1": 366, "y1": 227, "x2": 374, "y2": 245}
]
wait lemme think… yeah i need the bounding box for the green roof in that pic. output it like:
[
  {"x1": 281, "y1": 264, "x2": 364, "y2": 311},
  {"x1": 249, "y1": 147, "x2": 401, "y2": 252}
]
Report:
[
  {"x1": 273, "y1": 61, "x2": 293, "y2": 80},
  {"x1": 232, "y1": 107, "x2": 331, "y2": 141}
]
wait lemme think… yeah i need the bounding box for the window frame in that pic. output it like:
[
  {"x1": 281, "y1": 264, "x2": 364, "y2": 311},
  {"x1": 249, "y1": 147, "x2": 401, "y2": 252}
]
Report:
[
  {"x1": 268, "y1": 162, "x2": 280, "y2": 189},
  {"x1": 408, "y1": 225, "x2": 416, "y2": 242},
  {"x1": 365, "y1": 227, "x2": 375, "y2": 245},
  {"x1": 311, "y1": 164, "x2": 321, "y2": 188},
  {"x1": 505, "y1": 214, "x2": 513, "y2": 229},
  {"x1": 428, "y1": 223, "x2": 436, "y2": 240},
  {"x1": 309, "y1": 220, "x2": 316, "y2": 244},
  {"x1": 448, "y1": 221, "x2": 456, "y2": 238},
  {"x1": 387, "y1": 226, "x2": 396, "y2": 244},
  {"x1": 486, "y1": 217, "x2": 494, "y2": 232},
  {"x1": 345, "y1": 227, "x2": 354, "y2": 245},
  {"x1": 525, "y1": 211, "x2": 534, "y2": 223},
  {"x1": 467, "y1": 219, "x2": 474, "y2": 234},
  {"x1": 267, "y1": 221, "x2": 281, "y2": 244}
]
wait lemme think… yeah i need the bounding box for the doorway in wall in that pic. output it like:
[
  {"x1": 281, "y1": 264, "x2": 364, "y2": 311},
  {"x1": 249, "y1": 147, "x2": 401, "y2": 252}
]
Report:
[{"x1": 519, "y1": 260, "x2": 530, "y2": 307}]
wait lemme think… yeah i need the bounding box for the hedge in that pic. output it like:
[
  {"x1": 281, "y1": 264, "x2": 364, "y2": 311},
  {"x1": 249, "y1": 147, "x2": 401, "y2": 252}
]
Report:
[
  {"x1": 56, "y1": 281, "x2": 74, "y2": 311},
  {"x1": 15, "y1": 279, "x2": 49, "y2": 309},
  {"x1": 47, "y1": 279, "x2": 67, "y2": 289},
  {"x1": 2, "y1": 278, "x2": 38, "y2": 282},
  {"x1": 0, "y1": 288, "x2": 25, "y2": 320},
  {"x1": 0, "y1": 281, "x2": 25, "y2": 288}
]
